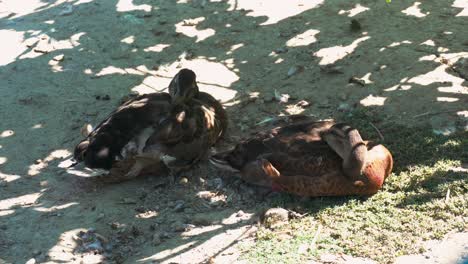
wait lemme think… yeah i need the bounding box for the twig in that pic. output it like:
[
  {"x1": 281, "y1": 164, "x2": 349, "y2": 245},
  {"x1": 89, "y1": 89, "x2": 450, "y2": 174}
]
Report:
[
  {"x1": 413, "y1": 110, "x2": 459, "y2": 118},
  {"x1": 309, "y1": 224, "x2": 322, "y2": 250},
  {"x1": 445, "y1": 188, "x2": 451, "y2": 203},
  {"x1": 369, "y1": 122, "x2": 384, "y2": 141}
]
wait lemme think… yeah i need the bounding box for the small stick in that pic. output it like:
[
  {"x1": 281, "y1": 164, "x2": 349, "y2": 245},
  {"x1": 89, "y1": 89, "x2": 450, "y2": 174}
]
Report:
[
  {"x1": 309, "y1": 224, "x2": 322, "y2": 250},
  {"x1": 370, "y1": 122, "x2": 384, "y2": 141},
  {"x1": 413, "y1": 110, "x2": 459, "y2": 118}
]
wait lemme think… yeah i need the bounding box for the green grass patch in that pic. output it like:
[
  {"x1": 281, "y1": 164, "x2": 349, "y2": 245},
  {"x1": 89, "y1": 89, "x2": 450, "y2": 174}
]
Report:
[{"x1": 242, "y1": 109, "x2": 467, "y2": 263}]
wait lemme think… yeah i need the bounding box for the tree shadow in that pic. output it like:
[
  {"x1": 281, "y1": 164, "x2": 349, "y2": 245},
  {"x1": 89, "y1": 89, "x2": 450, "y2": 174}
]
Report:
[{"x1": 0, "y1": 0, "x2": 467, "y2": 263}]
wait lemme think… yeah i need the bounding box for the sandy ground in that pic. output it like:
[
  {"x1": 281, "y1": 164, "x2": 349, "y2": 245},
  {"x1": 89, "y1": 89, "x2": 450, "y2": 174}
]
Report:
[{"x1": 0, "y1": 0, "x2": 467, "y2": 263}]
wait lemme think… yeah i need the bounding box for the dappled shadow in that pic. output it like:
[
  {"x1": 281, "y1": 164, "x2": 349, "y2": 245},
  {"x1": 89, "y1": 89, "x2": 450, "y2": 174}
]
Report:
[{"x1": 1, "y1": 0, "x2": 467, "y2": 263}]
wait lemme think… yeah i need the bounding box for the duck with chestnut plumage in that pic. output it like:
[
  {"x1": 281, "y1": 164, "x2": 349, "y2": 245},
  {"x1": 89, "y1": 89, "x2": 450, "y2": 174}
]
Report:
[{"x1": 210, "y1": 117, "x2": 392, "y2": 197}]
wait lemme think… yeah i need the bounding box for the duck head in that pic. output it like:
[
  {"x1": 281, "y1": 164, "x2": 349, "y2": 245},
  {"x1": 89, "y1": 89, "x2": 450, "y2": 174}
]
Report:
[
  {"x1": 169, "y1": 68, "x2": 199, "y2": 105},
  {"x1": 360, "y1": 142, "x2": 393, "y2": 191}
]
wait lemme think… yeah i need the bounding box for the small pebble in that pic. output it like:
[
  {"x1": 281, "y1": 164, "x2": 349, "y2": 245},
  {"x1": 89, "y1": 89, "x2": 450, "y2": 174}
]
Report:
[
  {"x1": 173, "y1": 200, "x2": 185, "y2": 212},
  {"x1": 296, "y1": 100, "x2": 310, "y2": 108},
  {"x1": 287, "y1": 65, "x2": 303, "y2": 77},
  {"x1": 110, "y1": 222, "x2": 125, "y2": 230},
  {"x1": 274, "y1": 90, "x2": 290, "y2": 104},
  {"x1": 236, "y1": 210, "x2": 246, "y2": 217},
  {"x1": 179, "y1": 177, "x2": 189, "y2": 184},
  {"x1": 262, "y1": 208, "x2": 289, "y2": 229}
]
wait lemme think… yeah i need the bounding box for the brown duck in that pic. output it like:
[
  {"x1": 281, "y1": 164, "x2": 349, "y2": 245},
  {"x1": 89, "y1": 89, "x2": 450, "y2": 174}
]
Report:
[
  {"x1": 72, "y1": 69, "x2": 227, "y2": 182},
  {"x1": 210, "y1": 117, "x2": 393, "y2": 197}
]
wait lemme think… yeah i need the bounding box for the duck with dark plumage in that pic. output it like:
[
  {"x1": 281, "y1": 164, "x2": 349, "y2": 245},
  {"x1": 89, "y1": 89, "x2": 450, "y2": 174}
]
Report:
[{"x1": 72, "y1": 69, "x2": 227, "y2": 182}]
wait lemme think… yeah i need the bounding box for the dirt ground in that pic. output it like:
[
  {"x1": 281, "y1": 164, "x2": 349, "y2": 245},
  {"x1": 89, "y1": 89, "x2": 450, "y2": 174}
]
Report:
[{"x1": 0, "y1": 0, "x2": 467, "y2": 263}]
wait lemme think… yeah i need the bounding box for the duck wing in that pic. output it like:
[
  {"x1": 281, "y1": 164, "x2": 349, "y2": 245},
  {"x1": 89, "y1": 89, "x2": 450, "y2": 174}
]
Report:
[
  {"x1": 143, "y1": 93, "x2": 227, "y2": 172},
  {"x1": 73, "y1": 93, "x2": 172, "y2": 170}
]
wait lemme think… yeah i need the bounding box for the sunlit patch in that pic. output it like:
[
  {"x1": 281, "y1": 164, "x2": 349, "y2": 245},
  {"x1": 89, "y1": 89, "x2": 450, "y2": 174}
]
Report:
[
  {"x1": 121, "y1": 35, "x2": 135, "y2": 44},
  {"x1": 0, "y1": 30, "x2": 27, "y2": 66},
  {"x1": 452, "y1": 0, "x2": 468, "y2": 16},
  {"x1": 136, "y1": 210, "x2": 158, "y2": 219},
  {"x1": 388, "y1": 40, "x2": 412, "y2": 47},
  {"x1": 230, "y1": 43, "x2": 244, "y2": 51},
  {"x1": 143, "y1": 43, "x2": 170, "y2": 53},
  {"x1": 48, "y1": 229, "x2": 105, "y2": 263},
  {"x1": 359, "y1": 72, "x2": 373, "y2": 84},
  {"x1": 0, "y1": 192, "x2": 42, "y2": 210},
  {"x1": 226, "y1": 0, "x2": 324, "y2": 25},
  {"x1": 226, "y1": 43, "x2": 244, "y2": 55},
  {"x1": 0, "y1": 210, "x2": 14, "y2": 216},
  {"x1": 19, "y1": 32, "x2": 85, "y2": 60},
  {"x1": 402, "y1": 2, "x2": 429, "y2": 18},
  {"x1": 274, "y1": 58, "x2": 284, "y2": 64},
  {"x1": 437, "y1": 97, "x2": 459, "y2": 102},
  {"x1": 408, "y1": 64, "x2": 466, "y2": 87},
  {"x1": 96, "y1": 66, "x2": 127, "y2": 76},
  {"x1": 139, "y1": 217, "x2": 254, "y2": 263},
  {"x1": 285, "y1": 104, "x2": 306, "y2": 115},
  {"x1": 400, "y1": 85, "x2": 412, "y2": 90},
  {"x1": 0, "y1": 0, "x2": 48, "y2": 18},
  {"x1": 28, "y1": 149, "x2": 71, "y2": 176},
  {"x1": 116, "y1": 0, "x2": 151, "y2": 12},
  {"x1": 338, "y1": 4, "x2": 369, "y2": 17},
  {"x1": 438, "y1": 87, "x2": 468, "y2": 95},
  {"x1": 421, "y1": 39, "x2": 435, "y2": 46},
  {"x1": 1, "y1": 130, "x2": 14, "y2": 138},
  {"x1": 0, "y1": 157, "x2": 6, "y2": 165},
  {"x1": 419, "y1": 54, "x2": 437, "y2": 61},
  {"x1": 286, "y1": 29, "x2": 319, "y2": 47},
  {"x1": 48, "y1": 61, "x2": 63, "y2": 72},
  {"x1": 268, "y1": 51, "x2": 278, "y2": 58},
  {"x1": 314, "y1": 36, "x2": 370, "y2": 65},
  {"x1": 437, "y1": 47, "x2": 449, "y2": 52},
  {"x1": 175, "y1": 17, "x2": 215, "y2": 42},
  {"x1": 139, "y1": 241, "x2": 199, "y2": 262},
  {"x1": 384, "y1": 85, "x2": 399, "y2": 92},
  {"x1": 457, "y1": 111, "x2": 468, "y2": 118},
  {"x1": 34, "y1": 202, "x2": 79, "y2": 212},
  {"x1": 75, "y1": 0, "x2": 95, "y2": 4},
  {"x1": 360, "y1": 95, "x2": 386, "y2": 106},
  {"x1": 0, "y1": 172, "x2": 20, "y2": 182},
  {"x1": 94, "y1": 66, "x2": 143, "y2": 77}
]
